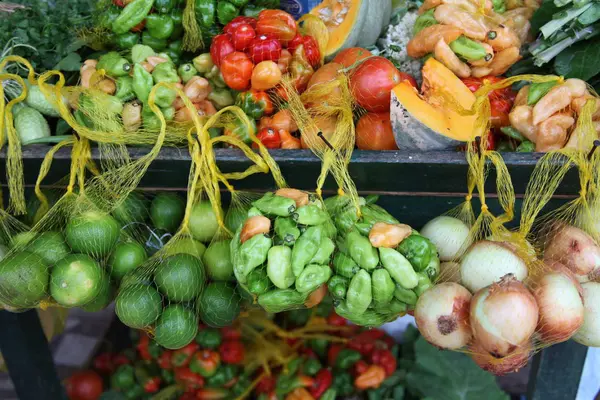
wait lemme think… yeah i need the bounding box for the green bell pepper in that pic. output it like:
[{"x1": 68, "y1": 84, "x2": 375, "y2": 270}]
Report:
[
  {"x1": 112, "y1": 0, "x2": 154, "y2": 35},
  {"x1": 235, "y1": 90, "x2": 273, "y2": 120},
  {"x1": 132, "y1": 63, "x2": 153, "y2": 103},
  {"x1": 131, "y1": 44, "x2": 155, "y2": 64},
  {"x1": 397, "y1": 234, "x2": 435, "y2": 272},
  {"x1": 178, "y1": 63, "x2": 198, "y2": 83},
  {"x1": 217, "y1": 1, "x2": 240, "y2": 25},
  {"x1": 168, "y1": 39, "x2": 183, "y2": 56},
  {"x1": 302, "y1": 358, "x2": 322, "y2": 376},
  {"x1": 97, "y1": 52, "x2": 132, "y2": 77},
  {"x1": 152, "y1": 62, "x2": 180, "y2": 84},
  {"x1": 206, "y1": 364, "x2": 237, "y2": 387},
  {"x1": 334, "y1": 349, "x2": 361, "y2": 370},
  {"x1": 115, "y1": 32, "x2": 140, "y2": 49},
  {"x1": 111, "y1": 365, "x2": 136, "y2": 390},
  {"x1": 332, "y1": 372, "x2": 354, "y2": 396},
  {"x1": 242, "y1": 4, "x2": 266, "y2": 17},
  {"x1": 208, "y1": 89, "x2": 234, "y2": 110},
  {"x1": 115, "y1": 76, "x2": 135, "y2": 102},
  {"x1": 229, "y1": 0, "x2": 249, "y2": 7},
  {"x1": 225, "y1": 114, "x2": 256, "y2": 144},
  {"x1": 145, "y1": 14, "x2": 175, "y2": 40},
  {"x1": 170, "y1": 10, "x2": 184, "y2": 39},
  {"x1": 155, "y1": 0, "x2": 175, "y2": 13},
  {"x1": 142, "y1": 31, "x2": 167, "y2": 51},
  {"x1": 153, "y1": 85, "x2": 177, "y2": 108},
  {"x1": 196, "y1": 0, "x2": 217, "y2": 27}
]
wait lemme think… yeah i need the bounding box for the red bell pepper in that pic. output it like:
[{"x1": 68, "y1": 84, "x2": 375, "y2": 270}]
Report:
[
  {"x1": 370, "y1": 349, "x2": 397, "y2": 377},
  {"x1": 158, "y1": 350, "x2": 174, "y2": 370},
  {"x1": 327, "y1": 344, "x2": 343, "y2": 367},
  {"x1": 210, "y1": 34, "x2": 235, "y2": 67},
  {"x1": 255, "y1": 375, "x2": 276, "y2": 394},
  {"x1": 309, "y1": 369, "x2": 333, "y2": 399},
  {"x1": 171, "y1": 342, "x2": 200, "y2": 368},
  {"x1": 92, "y1": 352, "x2": 114, "y2": 375},
  {"x1": 174, "y1": 367, "x2": 205, "y2": 392},
  {"x1": 287, "y1": 35, "x2": 321, "y2": 69},
  {"x1": 143, "y1": 376, "x2": 161, "y2": 393},
  {"x1": 248, "y1": 35, "x2": 282, "y2": 64},
  {"x1": 254, "y1": 127, "x2": 281, "y2": 149},
  {"x1": 231, "y1": 23, "x2": 256, "y2": 51},
  {"x1": 353, "y1": 360, "x2": 369, "y2": 377},
  {"x1": 223, "y1": 16, "x2": 257, "y2": 36},
  {"x1": 219, "y1": 340, "x2": 245, "y2": 365},
  {"x1": 326, "y1": 312, "x2": 346, "y2": 327},
  {"x1": 256, "y1": 10, "x2": 297, "y2": 44},
  {"x1": 221, "y1": 327, "x2": 241, "y2": 341}
]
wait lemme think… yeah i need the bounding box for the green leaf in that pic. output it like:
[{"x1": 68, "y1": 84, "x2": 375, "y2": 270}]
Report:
[
  {"x1": 53, "y1": 52, "x2": 82, "y2": 72},
  {"x1": 405, "y1": 337, "x2": 509, "y2": 400},
  {"x1": 554, "y1": 37, "x2": 600, "y2": 80},
  {"x1": 530, "y1": 0, "x2": 562, "y2": 36}
]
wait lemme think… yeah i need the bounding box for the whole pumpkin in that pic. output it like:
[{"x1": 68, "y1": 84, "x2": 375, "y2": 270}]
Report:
[
  {"x1": 350, "y1": 57, "x2": 402, "y2": 113},
  {"x1": 356, "y1": 112, "x2": 397, "y2": 150}
]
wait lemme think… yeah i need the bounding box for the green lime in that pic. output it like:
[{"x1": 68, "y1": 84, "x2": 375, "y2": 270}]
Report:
[
  {"x1": 50, "y1": 254, "x2": 104, "y2": 307},
  {"x1": 26, "y1": 231, "x2": 70, "y2": 265},
  {"x1": 224, "y1": 207, "x2": 246, "y2": 233},
  {"x1": 189, "y1": 201, "x2": 220, "y2": 242},
  {"x1": 165, "y1": 238, "x2": 206, "y2": 259},
  {"x1": 154, "y1": 304, "x2": 198, "y2": 350},
  {"x1": 150, "y1": 193, "x2": 185, "y2": 232},
  {"x1": 82, "y1": 274, "x2": 113, "y2": 312},
  {"x1": 198, "y1": 282, "x2": 240, "y2": 328},
  {"x1": 65, "y1": 211, "x2": 120, "y2": 258},
  {"x1": 10, "y1": 232, "x2": 36, "y2": 248},
  {"x1": 113, "y1": 192, "x2": 149, "y2": 224},
  {"x1": 0, "y1": 251, "x2": 48, "y2": 308},
  {"x1": 202, "y1": 240, "x2": 233, "y2": 281},
  {"x1": 154, "y1": 254, "x2": 205, "y2": 302},
  {"x1": 109, "y1": 242, "x2": 147, "y2": 281},
  {"x1": 115, "y1": 284, "x2": 162, "y2": 329}
]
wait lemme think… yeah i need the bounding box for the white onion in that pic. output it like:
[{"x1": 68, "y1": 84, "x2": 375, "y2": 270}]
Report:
[
  {"x1": 439, "y1": 261, "x2": 461, "y2": 283},
  {"x1": 420, "y1": 216, "x2": 471, "y2": 261},
  {"x1": 469, "y1": 340, "x2": 532, "y2": 375},
  {"x1": 573, "y1": 282, "x2": 600, "y2": 347},
  {"x1": 544, "y1": 224, "x2": 600, "y2": 282},
  {"x1": 414, "y1": 282, "x2": 472, "y2": 349},
  {"x1": 460, "y1": 240, "x2": 528, "y2": 293},
  {"x1": 470, "y1": 275, "x2": 539, "y2": 358},
  {"x1": 533, "y1": 268, "x2": 584, "y2": 344}
]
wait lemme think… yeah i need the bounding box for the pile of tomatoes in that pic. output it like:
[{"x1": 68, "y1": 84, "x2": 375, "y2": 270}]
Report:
[{"x1": 210, "y1": 10, "x2": 320, "y2": 93}]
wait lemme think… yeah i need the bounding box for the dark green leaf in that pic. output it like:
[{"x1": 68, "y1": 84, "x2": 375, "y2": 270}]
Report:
[
  {"x1": 53, "y1": 53, "x2": 82, "y2": 72},
  {"x1": 554, "y1": 37, "x2": 600, "y2": 80},
  {"x1": 530, "y1": 0, "x2": 562, "y2": 35}
]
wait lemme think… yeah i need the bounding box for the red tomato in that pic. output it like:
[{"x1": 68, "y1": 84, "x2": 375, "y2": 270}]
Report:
[
  {"x1": 221, "y1": 327, "x2": 241, "y2": 340},
  {"x1": 461, "y1": 76, "x2": 514, "y2": 128},
  {"x1": 356, "y1": 112, "x2": 397, "y2": 150},
  {"x1": 231, "y1": 23, "x2": 256, "y2": 51},
  {"x1": 350, "y1": 57, "x2": 403, "y2": 112},
  {"x1": 223, "y1": 16, "x2": 257, "y2": 36},
  {"x1": 256, "y1": 10, "x2": 297, "y2": 44},
  {"x1": 220, "y1": 52, "x2": 254, "y2": 91},
  {"x1": 210, "y1": 34, "x2": 235, "y2": 67},
  {"x1": 326, "y1": 312, "x2": 346, "y2": 326},
  {"x1": 65, "y1": 370, "x2": 103, "y2": 400},
  {"x1": 248, "y1": 35, "x2": 282, "y2": 64},
  {"x1": 254, "y1": 127, "x2": 282, "y2": 149},
  {"x1": 332, "y1": 47, "x2": 372, "y2": 68}
]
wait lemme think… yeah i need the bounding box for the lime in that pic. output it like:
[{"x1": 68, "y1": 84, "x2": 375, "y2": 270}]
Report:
[
  {"x1": 154, "y1": 304, "x2": 198, "y2": 350},
  {"x1": 65, "y1": 211, "x2": 120, "y2": 258},
  {"x1": 82, "y1": 274, "x2": 113, "y2": 312},
  {"x1": 165, "y1": 238, "x2": 206, "y2": 259},
  {"x1": 109, "y1": 242, "x2": 147, "y2": 281},
  {"x1": 224, "y1": 207, "x2": 246, "y2": 233},
  {"x1": 50, "y1": 254, "x2": 104, "y2": 307},
  {"x1": 198, "y1": 282, "x2": 240, "y2": 328},
  {"x1": 0, "y1": 251, "x2": 48, "y2": 308},
  {"x1": 202, "y1": 240, "x2": 233, "y2": 281},
  {"x1": 113, "y1": 192, "x2": 149, "y2": 224},
  {"x1": 189, "y1": 201, "x2": 220, "y2": 242},
  {"x1": 150, "y1": 193, "x2": 185, "y2": 232},
  {"x1": 10, "y1": 232, "x2": 36, "y2": 248},
  {"x1": 26, "y1": 231, "x2": 70, "y2": 265},
  {"x1": 115, "y1": 284, "x2": 162, "y2": 329},
  {"x1": 154, "y1": 254, "x2": 205, "y2": 302}
]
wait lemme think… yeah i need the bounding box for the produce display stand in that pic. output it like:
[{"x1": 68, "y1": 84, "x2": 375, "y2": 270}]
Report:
[{"x1": 0, "y1": 146, "x2": 590, "y2": 399}]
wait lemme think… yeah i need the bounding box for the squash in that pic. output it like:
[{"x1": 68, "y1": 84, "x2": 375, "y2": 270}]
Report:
[
  {"x1": 310, "y1": 0, "x2": 391, "y2": 59},
  {"x1": 391, "y1": 58, "x2": 477, "y2": 150}
]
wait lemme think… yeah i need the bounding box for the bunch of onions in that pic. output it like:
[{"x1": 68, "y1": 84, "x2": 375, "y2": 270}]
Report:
[
  {"x1": 414, "y1": 282, "x2": 472, "y2": 349},
  {"x1": 469, "y1": 340, "x2": 532, "y2": 375},
  {"x1": 573, "y1": 282, "x2": 600, "y2": 347},
  {"x1": 470, "y1": 274, "x2": 539, "y2": 358}
]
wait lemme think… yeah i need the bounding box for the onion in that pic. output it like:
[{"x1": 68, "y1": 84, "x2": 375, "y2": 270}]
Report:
[
  {"x1": 544, "y1": 223, "x2": 600, "y2": 282},
  {"x1": 533, "y1": 267, "x2": 584, "y2": 344},
  {"x1": 439, "y1": 261, "x2": 461, "y2": 283},
  {"x1": 573, "y1": 282, "x2": 600, "y2": 347},
  {"x1": 415, "y1": 282, "x2": 472, "y2": 349},
  {"x1": 470, "y1": 275, "x2": 538, "y2": 358},
  {"x1": 460, "y1": 240, "x2": 528, "y2": 293},
  {"x1": 420, "y1": 216, "x2": 471, "y2": 261},
  {"x1": 469, "y1": 340, "x2": 532, "y2": 375}
]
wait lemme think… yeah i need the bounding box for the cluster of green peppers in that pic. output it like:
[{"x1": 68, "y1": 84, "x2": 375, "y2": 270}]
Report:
[
  {"x1": 231, "y1": 192, "x2": 338, "y2": 313},
  {"x1": 196, "y1": 0, "x2": 281, "y2": 28},
  {"x1": 97, "y1": 0, "x2": 185, "y2": 62},
  {"x1": 324, "y1": 196, "x2": 439, "y2": 327}
]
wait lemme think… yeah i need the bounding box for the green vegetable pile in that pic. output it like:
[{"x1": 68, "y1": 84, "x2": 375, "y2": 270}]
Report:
[
  {"x1": 231, "y1": 191, "x2": 337, "y2": 313},
  {"x1": 325, "y1": 195, "x2": 439, "y2": 327}
]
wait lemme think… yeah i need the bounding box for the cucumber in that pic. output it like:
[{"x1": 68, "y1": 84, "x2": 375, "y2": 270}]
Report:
[
  {"x1": 25, "y1": 85, "x2": 63, "y2": 118},
  {"x1": 14, "y1": 106, "x2": 51, "y2": 144}
]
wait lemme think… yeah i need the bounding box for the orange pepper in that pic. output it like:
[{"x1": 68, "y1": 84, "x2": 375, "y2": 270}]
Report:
[
  {"x1": 285, "y1": 387, "x2": 315, "y2": 400},
  {"x1": 354, "y1": 365, "x2": 386, "y2": 390},
  {"x1": 279, "y1": 129, "x2": 301, "y2": 149}
]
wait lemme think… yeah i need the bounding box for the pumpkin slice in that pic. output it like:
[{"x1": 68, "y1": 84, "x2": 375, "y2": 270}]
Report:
[
  {"x1": 391, "y1": 58, "x2": 477, "y2": 150},
  {"x1": 310, "y1": 0, "x2": 388, "y2": 59}
]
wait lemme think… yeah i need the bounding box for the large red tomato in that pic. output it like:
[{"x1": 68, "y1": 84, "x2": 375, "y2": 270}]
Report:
[
  {"x1": 356, "y1": 112, "x2": 397, "y2": 150},
  {"x1": 65, "y1": 370, "x2": 103, "y2": 400},
  {"x1": 332, "y1": 47, "x2": 372, "y2": 68},
  {"x1": 350, "y1": 57, "x2": 403, "y2": 113}
]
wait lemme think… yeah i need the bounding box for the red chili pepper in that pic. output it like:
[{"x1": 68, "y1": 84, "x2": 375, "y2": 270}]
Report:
[
  {"x1": 309, "y1": 369, "x2": 333, "y2": 399},
  {"x1": 218, "y1": 340, "x2": 245, "y2": 364},
  {"x1": 327, "y1": 312, "x2": 347, "y2": 327},
  {"x1": 143, "y1": 376, "x2": 161, "y2": 393},
  {"x1": 254, "y1": 127, "x2": 281, "y2": 149},
  {"x1": 92, "y1": 352, "x2": 114, "y2": 375},
  {"x1": 327, "y1": 344, "x2": 343, "y2": 367},
  {"x1": 137, "y1": 334, "x2": 152, "y2": 361},
  {"x1": 112, "y1": 353, "x2": 131, "y2": 367},
  {"x1": 221, "y1": 327, "x2": 241, "y2": 341},
  {"x1": 370, "y1": 349, "x2": 397, "y2": 377},
  {"x1": 171, "y1": 342, "x2": 200, "y2": 368},
  {"x1": 353, "y1": 360, "x2": 369, "y2": 377},
  {"x1": 158, "y1": 350, "x2": 174, "y2": 370},
  {"x1": 255, "y1": 375, "x2": 276, "y2": 394},
  {"x1": 113, "y1": 0, "x2": 125, "y2": 6},
  {"x1": 210, "y1": 34, "x2": 235, "y2": 67},
  {"x1": 248, "y1": 35, "x2": 282, "y2": 64},
  {"x1": 348, "y1": 330, "x2": 385, "y2": 356},
  {"x1": 223, "y1": 16, "x2": 257, "y2": 36},
  {"x1": 174, "y1": 367, "x2": 205, "y2": 392}
]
